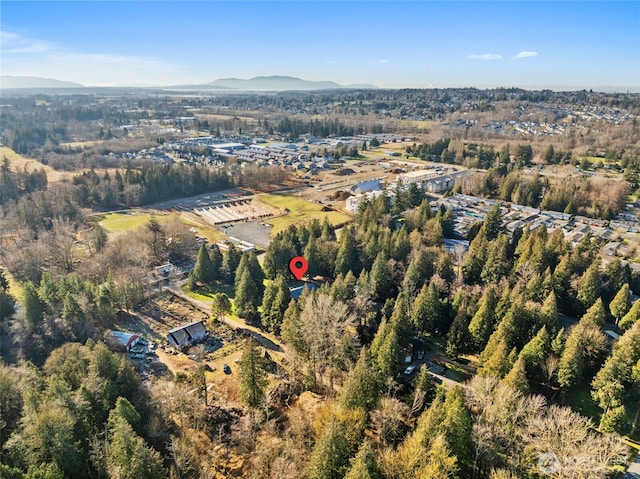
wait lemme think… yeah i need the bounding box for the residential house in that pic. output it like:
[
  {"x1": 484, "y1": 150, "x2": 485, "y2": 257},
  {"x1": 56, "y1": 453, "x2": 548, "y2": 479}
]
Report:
[{"x1": 167, "y1": 321, "x2": 207, "y2": 349}]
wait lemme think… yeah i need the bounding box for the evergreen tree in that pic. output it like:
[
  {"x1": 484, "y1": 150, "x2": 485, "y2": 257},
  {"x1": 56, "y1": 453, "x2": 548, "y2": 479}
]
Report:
[
  {"x1": 280, "y1": 300, "x2": 306, "y2": 355},
  {"x1": 0, "y1": 272, "x2": 16, "y2": 322},
  {"x1": 518, "y1": 325, "x2": 550, "y2": 381},
  {"x1": 307, "y1": 418, "x2": 351, "y2": 479},
  {"x1": 481, "y1": 234, "x2": 511, "y2": 283},
  {"x1": 446, "y1": 306, "x2": 471, "y2": 358},
  {"x1": 389, "y1": 292, "x2": 412, "y2": 345},
  {"x1": 369, "y1": 252, "x2": 392, "y2": 300},
  {"x1": 480, "y1": 338, "x2": 511, "y2": 378},
  {"x1": 468, "y1": 286, "x2": 498, "y2": 350},
  {"x1": 619, "y1": 298, "x2": 640, "y2": 330},
  {"x1": 577, "y1": 260, "x2": 601, "y2": 313},
  {"x1": 237, "y1": 338, "x2": 269, "y2": 410},
  {"x1": 331, "y1": 271, "x2": 357, "y2": 303},
  {"x1": 558, "y1": 307, "x2": 607, "y2": 391},
  {"x1": 374, "y1": 327, "x2": 402, "y2": 380},
  {"x1": 484, "y1": 203, "x2": 503, "y2": 241},
  {"x1": 23, "y1": 281, "x2": 44, "y2": 333},
  {"x1": 234, "y1": 267, "x2": 260, "y2": 318},
  {"x1": 389, "y1": 227, "x2": 411, "y2": 262},
  {"x1": 502, "y1": 357, "x2": 530, "y2": 395},
  {"x1": 539, "y1": 290, "x2": 559, "y2": 333},
  {"x1": 463, "y1": 233, "x2": 488, "y2": 284},
  {"x1": 411, "y1": 283, "x2": 442, "y2": 334},
  {"x1": 221, "y1": 244, "x2": 242, "y2": 282},
  {"x1": 551, "y1": 328, "x2": 566, "y2": 356},
  {"x1": 209, "y1": 244, "x2": 222, "y2": 279},
  {"x1": 304, "y1": 236, "x2": 322, "y2": 279},
  {"x1": 107, "y1": 416, "x2": 163, "y2": 479},
  {"x1": 339, "y1": 348, "x2": 380, "y2": 412},
  {"x1": 592, "y1": 320, "x2": 640, "y2": 411},
  {"x1": 262, "y1": 275, "x2": 290, "y2": 334},
  {"x1": 344, "y1": 440, "x2": 381, "y2": 479},
  {"x1": 321, "y1": 216, "x2": 336, "y2": 241},
  {"x1": 402, "y1": 250, "x2": 433, "y2": 296},
  {"x1": 581, "y1": 297, "x2": 606, "y2": 327},
  {"x1": 599, "y1": 406, "x2": 630, "y2": 434},
  {"x1": 262, "y1": 236, "x2": 297, "y2": 280},
  {"x1": 610, "y1": 283, "x2": 631, "y2": 325},
  {"x1": 335, "y1": 226, "x2": 358, "y2": 276}
]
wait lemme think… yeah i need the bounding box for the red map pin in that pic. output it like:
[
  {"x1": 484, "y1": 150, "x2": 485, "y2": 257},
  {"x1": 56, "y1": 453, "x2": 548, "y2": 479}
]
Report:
[{"x1": 289, "y1": 256, "x2": 309, "y2": 281}]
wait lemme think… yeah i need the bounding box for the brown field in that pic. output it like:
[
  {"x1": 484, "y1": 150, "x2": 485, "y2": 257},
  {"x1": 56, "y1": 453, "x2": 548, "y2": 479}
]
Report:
[
  {"x1": 193, "y1": 113, "x2": 258, "y2": 124},
  {"x1": 0, "y1": 146, "x2": 70, "y2": 182}
]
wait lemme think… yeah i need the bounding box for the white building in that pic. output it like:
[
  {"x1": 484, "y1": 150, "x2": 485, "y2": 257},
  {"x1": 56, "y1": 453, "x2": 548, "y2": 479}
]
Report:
[
  {"x1": 346, "y1": 190, "x2": 386, "y2": 213},
  {"x1": 397, "y1": 170, "x2": 438, "y2": 185}
]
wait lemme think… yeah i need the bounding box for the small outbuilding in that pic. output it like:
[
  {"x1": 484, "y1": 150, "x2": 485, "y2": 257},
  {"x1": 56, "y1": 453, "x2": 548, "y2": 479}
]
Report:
[{"x1": 109, "y1": 331, "x2": 141, "y2": 352}]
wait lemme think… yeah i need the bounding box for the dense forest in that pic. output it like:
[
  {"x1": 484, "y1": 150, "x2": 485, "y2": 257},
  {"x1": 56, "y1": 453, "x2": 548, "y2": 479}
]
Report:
[
  {"x1": 1, "y1": 87, "x2": 640, "y2": 477},
  {"x1": 1, "y1": 170, "x2": 639, "y2": 477}
]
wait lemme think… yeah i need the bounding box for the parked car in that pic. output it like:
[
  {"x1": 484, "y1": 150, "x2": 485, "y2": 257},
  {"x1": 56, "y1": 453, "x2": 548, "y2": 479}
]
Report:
[
  {"x1": 223, "y1": 364, "x2": 232, "y2": 374},
  {"x1": 404, "y1": 365, "x2": 416, "y2": 375}
]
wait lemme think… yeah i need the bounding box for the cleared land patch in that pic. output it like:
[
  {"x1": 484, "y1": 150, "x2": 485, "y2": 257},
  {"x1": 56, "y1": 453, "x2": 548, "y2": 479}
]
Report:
[
  {"x1": 96, "y1": 211, "x2": 167, "y2": 235},
  {"x1": 257, "y1": 193, "x2": 351, "y2": 236},
  {"x1": 0, "y1": 146, "x2": 67, "y2": 182}
]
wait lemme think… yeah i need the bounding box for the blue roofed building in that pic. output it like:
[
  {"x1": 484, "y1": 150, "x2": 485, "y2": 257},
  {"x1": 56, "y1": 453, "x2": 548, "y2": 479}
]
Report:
[{"x1": 289, "y1": 283, "x2": 320, "y2": 299}]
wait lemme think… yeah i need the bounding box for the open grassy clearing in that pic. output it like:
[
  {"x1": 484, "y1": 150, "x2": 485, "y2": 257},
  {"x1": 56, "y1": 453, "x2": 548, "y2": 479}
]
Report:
[
  {"x1": 95, "y1": 210, "x2": 226, "y2": 244},
  {"x1": 182, "y1": 283, "x2": 235, "y2": 300},
  {"x1": 95, "y1": 211, "x2": 167, "y2": 235},
  {"x1": 257, "y1": 193, "x2": 351, "y2": 236}
]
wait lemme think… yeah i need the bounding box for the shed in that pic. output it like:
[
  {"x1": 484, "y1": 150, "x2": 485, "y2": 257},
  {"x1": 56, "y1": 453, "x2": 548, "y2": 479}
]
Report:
[{"x1": 110, "y1": 331, "x2": 140, "y2": 351}]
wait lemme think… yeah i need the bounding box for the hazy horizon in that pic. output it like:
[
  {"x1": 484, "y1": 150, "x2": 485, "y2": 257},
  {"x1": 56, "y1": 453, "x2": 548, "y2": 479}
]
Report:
[{"x1": 1, "y1": 1, "x2": 638, "y2": 91}]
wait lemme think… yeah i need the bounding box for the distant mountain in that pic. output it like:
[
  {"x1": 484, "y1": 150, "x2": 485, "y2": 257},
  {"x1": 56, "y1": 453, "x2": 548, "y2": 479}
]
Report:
[
  {"x1": 1, "y1": 75, "x2": 86, "y2": 89},
  {"x1": 162, "y1": 83, "x2": 233, "y2": 91},
  {"x1": 209, "y1": 75, "x2": 359, "y2": 91},
  {"x1": 0, "y1": 74, "x2": 377, "y2": 92},
  {"x1": 346, "y1": 83, "x2": 378, "y2": 89}
]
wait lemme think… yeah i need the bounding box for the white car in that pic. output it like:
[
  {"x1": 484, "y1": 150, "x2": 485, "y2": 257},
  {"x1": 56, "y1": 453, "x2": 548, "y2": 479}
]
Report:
[{"x1": 404, "y1": 365, "x2": 416, "y2": 375}]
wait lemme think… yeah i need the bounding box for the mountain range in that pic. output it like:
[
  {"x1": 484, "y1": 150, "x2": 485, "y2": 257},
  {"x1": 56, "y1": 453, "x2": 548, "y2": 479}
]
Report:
[
  {"x1": 1, "y1": 75, "x2": 85, "y2": 89},
  {"x1": 0, "y1": 75, "x2": 377, "y2": 91}
]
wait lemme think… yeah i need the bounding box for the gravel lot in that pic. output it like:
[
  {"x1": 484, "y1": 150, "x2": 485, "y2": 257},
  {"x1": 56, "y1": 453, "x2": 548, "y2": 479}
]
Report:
[{"x1": 219, "y1": 220, "x2": 273, "y2": 248}]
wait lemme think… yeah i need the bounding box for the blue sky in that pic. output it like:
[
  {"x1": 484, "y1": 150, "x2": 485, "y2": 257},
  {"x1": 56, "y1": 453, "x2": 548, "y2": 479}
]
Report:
[{"x1": 1, "y1": 1, "x2": 638, "y2": 90}]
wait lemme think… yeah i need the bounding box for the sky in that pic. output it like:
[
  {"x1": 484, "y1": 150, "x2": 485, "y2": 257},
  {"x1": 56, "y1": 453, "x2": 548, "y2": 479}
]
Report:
[{"x1": 1, "y1": 1, "x2": 639, "y2": 90}]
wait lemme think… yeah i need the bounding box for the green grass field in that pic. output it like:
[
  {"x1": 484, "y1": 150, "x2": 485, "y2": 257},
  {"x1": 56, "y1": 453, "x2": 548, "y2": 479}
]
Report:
[
  {"x1": 258, "y1": 193, "x2": 352, "y2": 236},
  {"x1": 95, "y1": 211, "x2": 162, "y2": 234},
  {"x1": 182, "y1": 283, "x2": 234, "y2": 300}
]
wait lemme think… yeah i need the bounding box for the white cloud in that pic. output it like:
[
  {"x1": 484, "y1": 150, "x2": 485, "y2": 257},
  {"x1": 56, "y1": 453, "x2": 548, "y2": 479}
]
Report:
[
  {"x1": 1, "y1": 31, "x2": 188, "y2": 85},
  {"x1": 467, "y1": 53, "x2": 502, "y2": 61},
  {"x1": 377, "y1": 59, "x2": 389, "y2": 64},
  {"x1": 0, "y1": 31, "x2": 52, "y2": 54},
  {"x1": 513, "y1": 51, "x2": 538, "y2": 60}
]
